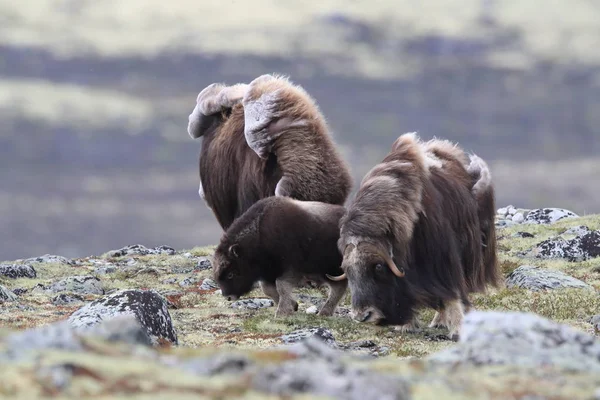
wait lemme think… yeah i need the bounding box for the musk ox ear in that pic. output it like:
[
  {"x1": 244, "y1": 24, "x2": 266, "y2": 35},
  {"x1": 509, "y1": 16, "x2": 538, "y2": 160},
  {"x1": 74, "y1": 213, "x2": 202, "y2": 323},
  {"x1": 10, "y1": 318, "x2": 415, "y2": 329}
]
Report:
[
  {"x1": 187, "y1": 83, "x2": 249, "y2": 139},
  {"x1": 229, "y1": 244, "x2": 240, "y2": 258}
]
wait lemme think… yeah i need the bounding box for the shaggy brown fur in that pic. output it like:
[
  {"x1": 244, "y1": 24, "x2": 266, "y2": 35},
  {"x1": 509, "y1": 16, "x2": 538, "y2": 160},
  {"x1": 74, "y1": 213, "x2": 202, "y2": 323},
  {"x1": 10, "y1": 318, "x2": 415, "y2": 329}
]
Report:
[
  {"x1": 333, "y1": 132, "x2": 483, "y2": 338},
  {"x1": 213, "y1": 196, "x2": 347, "y2": 317},
  {"x1": 187, "y1": 75, "x2": 352, "y2": 230}
]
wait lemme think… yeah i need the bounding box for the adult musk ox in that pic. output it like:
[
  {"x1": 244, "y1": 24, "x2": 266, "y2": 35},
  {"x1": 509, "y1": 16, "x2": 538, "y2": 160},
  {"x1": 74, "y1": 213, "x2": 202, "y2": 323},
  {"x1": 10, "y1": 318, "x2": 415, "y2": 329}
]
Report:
[
  {"x1": 327, "y1": 132, "x2": 496, "y2": 339},
  {"x1": 212, "y1": 196, "x2": 347, "y2": 317},
  {"x1": 187, "y1": 74, "x2": 352, "y2": 230}
]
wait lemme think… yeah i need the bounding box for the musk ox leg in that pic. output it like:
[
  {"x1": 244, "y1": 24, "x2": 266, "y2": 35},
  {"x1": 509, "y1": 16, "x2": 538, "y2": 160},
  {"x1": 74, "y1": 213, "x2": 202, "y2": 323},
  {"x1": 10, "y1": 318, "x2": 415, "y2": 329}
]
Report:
[
  {"x1": 318, "y1": 279, "x2": 347, "y2": 317},
  {"x1": 274, "y1": 277, "x2": 299, "y2": 317},
  {"x1": 259, "y1": 281, "x2": 280, "y2": 306},
  {"x1": 429, "y1": 299, "x2": 464, "y2": 341},
  {"x1": 394, "y1": 318, "x2": 421, "y2": 334}
]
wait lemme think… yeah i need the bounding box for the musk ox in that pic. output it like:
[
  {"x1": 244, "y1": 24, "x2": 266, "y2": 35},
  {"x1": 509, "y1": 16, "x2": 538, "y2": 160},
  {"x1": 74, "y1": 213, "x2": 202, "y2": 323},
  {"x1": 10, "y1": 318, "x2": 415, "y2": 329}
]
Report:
[
  {"x1": 187, "y1": 74, "x2": 352, "y2": 230},
  {"x1": 328, "y1": 132, "x2": 495, "y2": 339},
  {"x1": 212, "y1": 196, "x2": 347, "y2": 317}
]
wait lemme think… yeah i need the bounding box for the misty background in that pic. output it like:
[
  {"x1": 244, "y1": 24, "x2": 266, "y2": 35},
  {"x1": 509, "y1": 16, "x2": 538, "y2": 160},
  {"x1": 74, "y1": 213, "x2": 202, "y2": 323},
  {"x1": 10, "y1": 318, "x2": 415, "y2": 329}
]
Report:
[{"x1": 1, "y1": 1, "x2": 599, "y2": 260}]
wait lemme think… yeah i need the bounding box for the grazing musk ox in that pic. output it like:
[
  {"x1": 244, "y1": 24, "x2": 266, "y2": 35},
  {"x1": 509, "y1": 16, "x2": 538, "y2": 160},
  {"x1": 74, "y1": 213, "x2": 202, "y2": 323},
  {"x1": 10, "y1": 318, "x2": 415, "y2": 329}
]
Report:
[
  {"x1": 212, "y1": 196, "x2": 347, "y2": 317},
  {"x1": 327, "y1": 132, "x2": 496, "y2": 338},
  {"x1": 187, "y1": 74, "x2": 352, "y2": 230}
]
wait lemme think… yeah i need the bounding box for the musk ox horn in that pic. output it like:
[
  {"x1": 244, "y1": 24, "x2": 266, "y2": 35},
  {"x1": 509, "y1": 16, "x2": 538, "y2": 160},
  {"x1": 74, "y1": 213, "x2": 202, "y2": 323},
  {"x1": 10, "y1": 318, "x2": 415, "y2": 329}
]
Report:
[
  {"x1": 381, "y1": 251, "x2": 405, "y2": 278},
  {"x1": 326, "y1": 273, "x2": 347, "y2": 281}
]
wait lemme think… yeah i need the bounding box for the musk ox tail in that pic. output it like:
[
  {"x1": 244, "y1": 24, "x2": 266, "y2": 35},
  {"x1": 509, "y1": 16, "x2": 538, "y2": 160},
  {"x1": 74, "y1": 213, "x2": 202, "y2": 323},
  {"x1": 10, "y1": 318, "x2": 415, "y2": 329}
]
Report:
[{"x1": 467, "y1": 154, "x2": 500, "y2": 289}]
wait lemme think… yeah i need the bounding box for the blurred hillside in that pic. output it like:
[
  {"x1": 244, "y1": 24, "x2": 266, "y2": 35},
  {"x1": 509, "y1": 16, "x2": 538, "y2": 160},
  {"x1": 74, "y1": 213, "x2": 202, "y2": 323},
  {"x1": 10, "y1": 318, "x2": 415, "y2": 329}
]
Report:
[{"x1": 1, "y1": 0, "x2": 599, "y2": 260}]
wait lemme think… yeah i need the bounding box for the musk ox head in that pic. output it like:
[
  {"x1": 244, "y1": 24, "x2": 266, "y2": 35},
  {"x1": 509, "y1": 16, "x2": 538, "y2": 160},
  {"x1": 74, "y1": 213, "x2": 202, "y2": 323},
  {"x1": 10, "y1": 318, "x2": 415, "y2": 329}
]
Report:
[
  {"x1": 213, "y1": 242, "x2": 260, "y2": 301},
  {"x1": 328, "y1": 240, "x2": 414, "y2": 326}
]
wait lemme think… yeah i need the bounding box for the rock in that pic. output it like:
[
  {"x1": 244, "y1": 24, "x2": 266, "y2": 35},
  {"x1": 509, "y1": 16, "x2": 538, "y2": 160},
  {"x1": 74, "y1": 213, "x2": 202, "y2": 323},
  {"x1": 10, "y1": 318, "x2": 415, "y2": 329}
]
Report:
[
  {"x1": 253, "y1": 337, "x2": 409, "y2": 400},
  {"x1": 171, "y1": 257, "x2": 212, "y2": 274},
  {"x1": 0, "y1": 264, "x2": 37, "y2": 279},
  {"x1": 43, "y1": 276, "x2": 104, "y2": 295},
  {"x1": 429, "y1": 311, "x2": 600, "y2": 373},
  {"x1": 199, "y1": 278, "x2": 219, "y2": 291},
  {"x1": 230, "y1": 298, "x2": 274, "y2": 310},
  {"x1": 507, "y1": 205, "x2": 517, "y2": 215},
  {"x1": 24, "y1": 254, "x2": 73, "y2": 265},
  {"x1": 68, "y1": 289, "x2": 177, "y2": 345},
  {"x1": 495, "y1": 219, "x2": 516, "y2": 227},
  {"x1": 281, "y1": 328, "x2": 336, "y2": 345},
  {"x1": 3, "y1": 314, "x2": 152, "y2": 361},
  {"x1": 524, "y1": 208, "x2": 579, "y2": 225},
  {"x1": 108, "y1": 244, "x2": 176, "y2": 257},
  {"x1": 12, "y1": 288, "x2": 27, "y2": 296},
  {"x1": 162, "y1": 277, "x2": 178, "y2": 285},
  {"x1": 52, "y1": 293, "x2": 86, "y2": 306},
  {"x1": 506, "y1": 265, "x2": 592, "y2": 291},
  {"x1": 179, "y1": 275, "x2": 201, "y2": 287},
  {"x1": 588, "y1": 314, "x2": 600, "y2": 331},
  {"x1": 0, "y1": 285, "x2": 17, "y2": 302},
  {"x1": 513, "y1": 231, "x2": 535, "y2": 238},
  {"x1": 196, "y1": 257, "x2": 212, "y2": 271},
  {"x1": 497, "y1": 207, "x2": 508, "y2": 216},
  {"x1": 306, "y1": 305, "x2": 318, "y2": 314},
  {"x1": 511, "y1": 212, "x2": 524, "y2": 223},
  {"x1": 177, "y1": 353, "x2": 252, "y2": 376},
  {"x1": 564, "y1": 225, "x2": 593, "y2": 237},
  {"x1": 93, "y1": 264, "x2": 117, "y2": 275},
  {"x1": 533, "y1": 231, "x2": 600, "y2": 261}
]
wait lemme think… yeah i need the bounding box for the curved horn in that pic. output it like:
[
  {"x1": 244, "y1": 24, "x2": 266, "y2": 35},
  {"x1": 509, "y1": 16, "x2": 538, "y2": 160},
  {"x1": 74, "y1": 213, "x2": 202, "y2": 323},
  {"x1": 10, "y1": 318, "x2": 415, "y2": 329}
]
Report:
[
  {"x1": 326, "y1": 273, "x2": 347, "y2": 281},
  {"x1": 381, "y1": 252, "x2": 405, "y2": 278}
]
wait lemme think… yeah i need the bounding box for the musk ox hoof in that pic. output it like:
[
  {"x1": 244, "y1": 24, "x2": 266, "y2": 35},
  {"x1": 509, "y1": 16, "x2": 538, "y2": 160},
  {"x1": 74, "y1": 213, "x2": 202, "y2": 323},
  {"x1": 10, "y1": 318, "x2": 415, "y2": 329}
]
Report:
[
  {"x1": 449, "y1": 333, "x2": 460, "y2": 342},
  {"x1": 317, "y1": 308, "x2": 334, "y2": 317}
]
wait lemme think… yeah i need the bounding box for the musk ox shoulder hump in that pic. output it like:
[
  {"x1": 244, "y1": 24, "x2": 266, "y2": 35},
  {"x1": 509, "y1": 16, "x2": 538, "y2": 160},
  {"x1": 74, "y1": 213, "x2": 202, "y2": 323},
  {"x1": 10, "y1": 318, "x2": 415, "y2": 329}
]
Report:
[
  {"x1": 423, "y1": 137, "x2": 470, "y2": 167},
  {"x1": 467, "y1": 154, "x2": 493, "y2": 197}
]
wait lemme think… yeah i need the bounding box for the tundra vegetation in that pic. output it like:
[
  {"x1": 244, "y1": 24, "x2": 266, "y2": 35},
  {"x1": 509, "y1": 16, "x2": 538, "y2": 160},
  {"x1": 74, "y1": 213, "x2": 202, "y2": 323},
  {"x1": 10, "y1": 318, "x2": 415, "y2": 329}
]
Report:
[{"x1": 1, "y1": 209, "x2": 599, "y2": 398}]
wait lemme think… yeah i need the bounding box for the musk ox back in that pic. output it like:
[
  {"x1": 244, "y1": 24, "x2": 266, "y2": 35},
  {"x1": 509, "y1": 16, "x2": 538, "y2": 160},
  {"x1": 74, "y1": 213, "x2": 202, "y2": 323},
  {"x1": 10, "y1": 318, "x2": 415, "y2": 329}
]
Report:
[
  {"x1": 213, "y1": 196, "x2": 347, "y2": 317},
  {"x1": 187, "y1": 74, "x2": 352, "y2": 230},
  {"x1": 329, "y1": 132, "x2": 484, "y2": 338}
]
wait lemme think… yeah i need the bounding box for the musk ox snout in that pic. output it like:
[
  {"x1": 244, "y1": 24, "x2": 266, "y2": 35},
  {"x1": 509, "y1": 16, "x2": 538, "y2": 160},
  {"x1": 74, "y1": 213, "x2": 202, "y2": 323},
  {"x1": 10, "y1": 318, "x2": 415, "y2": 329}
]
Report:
[
  {"x1": 351, "y1": 306, "x2": 384, "y2": 324},
  {"x1": 225, "y1": 294, "x2": 239, "y2": 301}
]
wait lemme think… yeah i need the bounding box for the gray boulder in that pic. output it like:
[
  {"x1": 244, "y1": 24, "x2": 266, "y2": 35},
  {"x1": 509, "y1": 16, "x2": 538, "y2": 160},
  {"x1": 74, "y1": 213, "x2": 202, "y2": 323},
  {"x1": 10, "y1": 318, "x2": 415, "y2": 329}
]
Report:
[
  {"x1": 230, "y1": 298, "x2": 274, "y2": 310},
  {"x1": 506, "y1": 265, "x2": 592, "y2": 291},
  {"x1": 199, "y1": 278, "x2": 219, "y2": 291},
  {"x1": 0, "y1": 285, "x2": 17, "y2": 302},
  {"x1": 281, "y1": 327, "x2": 336, "y2": 345},
  {"x1": 524, "y1": 208, "x2": 579, "y2": 224},
  {"x1": 68, "y1": 289, "x2": 177, "y2": 345},
  {"x1": 52, "y1": 293, "x2": 86, "y2": 306},
  {"x1": 108, "y1": 244, "x2": 176, "y2": 257},
  {"x1": 533, "y1": 230, "x2": 600, "y2": 261},
  {"x1": 41, "y1": 276, "x2": 104, "y2": 295},
  {"x1": 24, "y1": 254, "x2": 73, "y2": 265},
  {"x1": 0, "y1": 264, "x2": 36, "y2": 279},
  {"x1": 429, "y1": 311, "x2": 600, "y2": 372}
]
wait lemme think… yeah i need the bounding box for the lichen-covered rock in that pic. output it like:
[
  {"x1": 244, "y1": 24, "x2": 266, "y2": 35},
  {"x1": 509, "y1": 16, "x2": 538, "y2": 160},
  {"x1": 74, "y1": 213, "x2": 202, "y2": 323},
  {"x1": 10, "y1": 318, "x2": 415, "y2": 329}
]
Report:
[
  {"x1": 281, "y1": 327, "x2": 336, "y2": 345},
  {"x1": 3, "y1": 315, "x2": 152, "y2": 361},
  {"x1": 196, "y1": 257, "x2": 212, "y2": 271},
  {"x1": 253, "y1": 337, "x2": 410, "y2": 400},
  {"x1": 179, "y1": 275, "x2": 201, "y2": 287},
  {"x1": 45, "y1": 275, "x2": 104, "y2": 295},
  {"x1": 564, "y1": 225, "x2": 592, "y2": 237},
  {"x1": 108, "y1": 244, "x2": 176, "y2": 257},
  {"x1": 199, "y1": 278, "x2": 219, "y2": 291},
  {"x1": 429, "y1": 311, "x2": 600, "y2": 372},
  {"x1": 68, "y1": 289, "x2": 177, "y2": 345},
  {"x1": 230, "y1": 298, "x2": 274, "y2": 310},
  {"x1": 511, "y1": 212, "x2": 525, "y2": 223},
  {"x1": 524, "y1": 208, "x2": 579, "y2": 224},
  {"x1": 0, "y1": 263, "x2": 36, "y2": 279},
  {"x1": 590, "y1": 315, "x2": 600, "y2": 335},
  {"x1": 52, "y1": 293, "x2": 85, "y2": 306},
  {"x1": 24, "y1": 254, "x2": 73, "y2": 265},
  {"x1": 0, "y1": 285, "x2": 17, "y2": 302},
  {"x1": 533, "y1": 230, "x2": 600, "y2": 261},
  {"x1": 506, "y1": 265, "x2": 592, "y2": 291},
  {"x1": 513, "y1": 231, "x2": 534, "y2": 238}
]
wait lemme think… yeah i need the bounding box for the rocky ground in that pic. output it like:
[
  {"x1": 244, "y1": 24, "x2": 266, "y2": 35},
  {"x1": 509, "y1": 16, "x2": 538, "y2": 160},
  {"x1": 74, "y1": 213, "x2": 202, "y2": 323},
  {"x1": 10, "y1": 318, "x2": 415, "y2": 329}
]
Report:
[{"x1": 1, "y1": 207, "x2": 600, "y2": 399}]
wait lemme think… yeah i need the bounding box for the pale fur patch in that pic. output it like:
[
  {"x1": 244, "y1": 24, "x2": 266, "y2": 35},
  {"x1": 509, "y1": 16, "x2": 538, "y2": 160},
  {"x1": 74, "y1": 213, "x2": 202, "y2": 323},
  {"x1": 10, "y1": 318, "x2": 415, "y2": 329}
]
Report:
[
  {"x1": 430, "y1": 299, "x2": 464, "y2": 338},
  {"x1": 290, "y1": 199, "x2": 332, "y2": 218},
  {"x1": 467, "y1": 154, "x2": 492, "y2": 196},
  {"x1": 198, "y1": 180, "x2": 205, "y2": 200},
  {"x1": 424, "y1": 137, "x2": 470, "y2": 166},
  {"x1": 243, "y1": 91, "x2": 283, "y2": 158}
]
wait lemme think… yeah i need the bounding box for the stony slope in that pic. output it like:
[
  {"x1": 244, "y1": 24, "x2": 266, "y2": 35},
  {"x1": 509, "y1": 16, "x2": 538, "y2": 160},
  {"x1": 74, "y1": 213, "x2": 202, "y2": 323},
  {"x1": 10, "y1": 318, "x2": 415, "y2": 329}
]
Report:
[{"x1": 1, "y1": 206, "x2": 599, "y2": 398}]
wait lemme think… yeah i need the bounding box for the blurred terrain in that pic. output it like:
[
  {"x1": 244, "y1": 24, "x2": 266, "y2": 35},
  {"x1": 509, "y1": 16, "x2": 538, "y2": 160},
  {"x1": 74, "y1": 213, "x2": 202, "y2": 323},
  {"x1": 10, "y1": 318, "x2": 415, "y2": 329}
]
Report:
[{"x1": 1, "y1": 0, "x2": 599, "y2": 260}]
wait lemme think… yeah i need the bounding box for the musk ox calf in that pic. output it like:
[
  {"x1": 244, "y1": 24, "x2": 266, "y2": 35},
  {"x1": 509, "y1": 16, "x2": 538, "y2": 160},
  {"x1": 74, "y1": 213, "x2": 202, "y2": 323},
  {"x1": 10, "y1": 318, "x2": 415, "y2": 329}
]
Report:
[
  {"x1": 328, "y1": 132, "x2": 498, "y2": 339},
  {"x1": 187, "y1": 74, "x2": 352, "y2": 230},
  {"x1": 212, "y1": 196, "x2": 347, "y2": 317}
]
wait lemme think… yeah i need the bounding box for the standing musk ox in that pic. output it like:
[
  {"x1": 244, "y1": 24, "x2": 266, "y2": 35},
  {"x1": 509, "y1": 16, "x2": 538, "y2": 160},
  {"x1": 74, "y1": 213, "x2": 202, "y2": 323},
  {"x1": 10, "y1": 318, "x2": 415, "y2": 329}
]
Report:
[
  {"x1": 212, "y1": 196, "x2": 347, "y2": 317},
  {"x1": 187, "y1": 74, "x2": 352, "y2": 230},
  {"x1": 327, "y1": 132, "x2": 498, "y2": 339}
]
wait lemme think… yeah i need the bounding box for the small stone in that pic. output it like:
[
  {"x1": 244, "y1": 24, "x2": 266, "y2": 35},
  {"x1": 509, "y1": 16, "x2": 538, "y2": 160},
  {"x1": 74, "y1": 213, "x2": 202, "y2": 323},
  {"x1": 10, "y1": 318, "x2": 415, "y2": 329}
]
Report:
[
  {"x1": 524, "y1": 208, "x2": 579, "y2": 225},
  {"x1": 179, "y1": 276, "x2": 201, "y2": 287},
  {"x1": 507, "y1": 205, "x2": 517, "y2": 215},
  {"x1": 196, "y1": 257, "x2": 212, "y2": 271},
  {"x1": 564, "y1": 226, "x2": 592, "y2": 237},
  {"x1": 514, "y1": 232, "x2": 534, "y2": 238},
  {"x1": 511, "y1": 212, "x2": 525, "y2": 223},
  {"x1": 497, "y1": 207, "x2": 508, "y2": 216},
  {"x1": 12, "y1": 288, "x2": 27, "y2": 296},
  {"x1": 231, "y1": 298, "x2": 274, "y2": 310},
  {"x1": 506, "y1": 265, "x2": 592, "y2": 291},
  {"x1": 306, "y1": 305, "x2": 318, "y2": 314},
  {"x1": 68, "y1": 289, "x2": 177, "y2": 345},
  {"x1": 199, "y1": 278, "x2": 219, "y2": 291},
  {"x1": 281, "y1": 327, "x2": 336, "y2": 345},
  {"x1": 108, "y1": 244, "x2": 176, "y2": 258},
  {"x1": 0, "y1": 285, "x2": 17, "y2": 302},
  {"x1": 183, "y1": 252, "x2": 193, "y2": 258},
  {"x1": 47, "y1": 276, "x2": 104, "y2": 295},
  {"x1": 93, "y1": 265, "x2": 117, "y2": 275},
  {"x1": 590, "y1": 315, "x2": 600, "y2": 334},
  {"x1": 24, "y1": 254, "x2": 73, "y2": 265},
  {"x1": 0, "y1": 264, "x2": 37, "y2": 279},
  {"x1": 162, "y1": 277, "x2": 178, "y2": 285},
  {"x1": 52, "y1": 293, "x2": 85, "y2": 306}
]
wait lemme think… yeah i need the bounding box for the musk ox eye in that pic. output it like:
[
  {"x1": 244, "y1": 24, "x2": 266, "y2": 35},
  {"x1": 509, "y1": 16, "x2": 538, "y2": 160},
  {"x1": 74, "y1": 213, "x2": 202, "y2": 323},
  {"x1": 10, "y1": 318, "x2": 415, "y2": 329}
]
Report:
[
  {"x1": 227, "y1": 272, "x2": 235, "y2": 280},
  {"x1": 374, "y1": 263, "x2": 384, "y2": 272}
]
